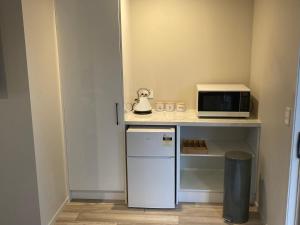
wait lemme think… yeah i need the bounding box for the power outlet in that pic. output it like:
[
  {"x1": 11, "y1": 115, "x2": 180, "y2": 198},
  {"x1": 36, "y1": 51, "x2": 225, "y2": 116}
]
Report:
[
  {"x1": 284, "y1": 107, "x2": 292, "y2": 126},
  {"x1": 148, "y1": 89, "x2": 154, "y2": 99}
]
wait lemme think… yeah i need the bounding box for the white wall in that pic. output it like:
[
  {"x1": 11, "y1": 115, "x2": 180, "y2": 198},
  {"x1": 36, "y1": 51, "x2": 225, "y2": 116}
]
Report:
[
  {"x1": 250, "y1": 0, "x2": 300, "y2": 224},
  {"x1": 122, "y1": 0, "x2": 254, "y2": 108},
  {"x1": 0, "y1": 0, "x2": 41, "y2": 224},
  {"x1": 121, "y1": 0, "x2": 133, "y2": 111},
  {"x1": 21, "y1": 0, "x2": 68, "y2": 224}
]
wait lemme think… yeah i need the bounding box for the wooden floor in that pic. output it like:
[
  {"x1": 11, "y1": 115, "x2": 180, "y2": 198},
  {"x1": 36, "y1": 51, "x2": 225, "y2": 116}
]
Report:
[{"x1": 55, "y1": 200, "x2": 262, "y2": 225}]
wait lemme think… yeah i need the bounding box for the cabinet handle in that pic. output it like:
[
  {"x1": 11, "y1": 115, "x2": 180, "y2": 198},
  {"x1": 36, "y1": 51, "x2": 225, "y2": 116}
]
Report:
[
  {"x1": 297, "y1": 132, "x2": 300, "y2": 159},
  {"x1": 115, "y1": 103, "x2": 119, "y2": 126}
]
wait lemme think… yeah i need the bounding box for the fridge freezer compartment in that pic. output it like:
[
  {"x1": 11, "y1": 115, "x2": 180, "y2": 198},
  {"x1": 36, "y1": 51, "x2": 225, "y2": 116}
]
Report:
[{"x1": 127, "y1": 127, "x2": 175, "y2": 157}]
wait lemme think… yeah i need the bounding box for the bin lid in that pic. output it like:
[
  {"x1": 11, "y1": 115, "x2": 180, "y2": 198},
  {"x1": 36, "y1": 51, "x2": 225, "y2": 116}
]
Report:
[{"x1": 225, "y1": 151, "x2": 252, "y2": 160}]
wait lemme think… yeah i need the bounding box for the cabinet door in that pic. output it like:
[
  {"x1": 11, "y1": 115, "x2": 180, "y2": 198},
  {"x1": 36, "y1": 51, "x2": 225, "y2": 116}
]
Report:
[{"x1": 55, "y1": 0, "x2": 124, "y2": 191}]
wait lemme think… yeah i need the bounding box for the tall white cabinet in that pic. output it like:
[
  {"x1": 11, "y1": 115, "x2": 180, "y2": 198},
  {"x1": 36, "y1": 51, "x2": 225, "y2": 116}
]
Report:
[{"x1": 55, "y1": 0, "x2": 125, "y2": 196}]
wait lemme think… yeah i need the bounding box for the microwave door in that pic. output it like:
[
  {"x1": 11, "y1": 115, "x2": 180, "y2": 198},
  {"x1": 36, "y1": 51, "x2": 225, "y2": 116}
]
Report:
[
  {"x1": 224, "y1": 92, "x2": 240, "y2": 111},
  {"x1": 198, "y1": 92, "x2": 240, "y2": 112}
]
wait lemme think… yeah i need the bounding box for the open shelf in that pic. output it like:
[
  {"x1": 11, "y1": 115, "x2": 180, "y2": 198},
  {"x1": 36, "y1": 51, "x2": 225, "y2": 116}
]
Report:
[
  {"x1": 180, "y1": 140, "x2": 254, "y2": 157},
  {"x1": 178, "y1": 126, "x2": 259, "y2": 203},
  {"x1": 180, "y1": 169, "x2": 224, "y2": 192}
]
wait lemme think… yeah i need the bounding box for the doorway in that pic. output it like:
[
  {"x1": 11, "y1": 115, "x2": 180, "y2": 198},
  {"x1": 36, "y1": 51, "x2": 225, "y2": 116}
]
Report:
[{"x1": 286, "y1": 52, "x2": 300, "y2": 225}]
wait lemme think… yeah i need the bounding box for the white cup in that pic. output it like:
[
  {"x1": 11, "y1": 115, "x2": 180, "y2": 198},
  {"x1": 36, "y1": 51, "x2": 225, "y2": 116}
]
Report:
[
  {"x1": 165, "y1": 102, "x2": 175, "y2": 112},
  {"x1": 155, "y1": 102, "x2": 165, "y2": 111},
  {"x1": 176, "y1": 102, "x2": 186, "y2": 112}
]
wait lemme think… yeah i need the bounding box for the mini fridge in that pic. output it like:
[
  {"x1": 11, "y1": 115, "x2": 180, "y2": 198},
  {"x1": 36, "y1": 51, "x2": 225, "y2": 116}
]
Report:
[{"x1": 126, "y1": 127, "x2": 175, "y2": 208}]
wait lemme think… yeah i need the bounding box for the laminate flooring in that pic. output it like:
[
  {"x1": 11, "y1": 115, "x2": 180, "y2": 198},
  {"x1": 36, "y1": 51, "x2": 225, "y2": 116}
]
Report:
[{"x1": 55, "y1": 200, "x2": 262, "y2": 225}]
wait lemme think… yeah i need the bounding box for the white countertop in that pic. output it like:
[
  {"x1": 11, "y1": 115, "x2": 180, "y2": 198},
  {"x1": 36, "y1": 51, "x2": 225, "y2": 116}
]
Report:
[{"x1": 124, "y1": 110, "x2": 261, "y2": 127}]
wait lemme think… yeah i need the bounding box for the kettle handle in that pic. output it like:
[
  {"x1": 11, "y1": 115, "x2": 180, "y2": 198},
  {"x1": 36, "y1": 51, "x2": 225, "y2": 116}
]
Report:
[{"x1": 131, "y1": 98, "x2": 139, "y2": 111}]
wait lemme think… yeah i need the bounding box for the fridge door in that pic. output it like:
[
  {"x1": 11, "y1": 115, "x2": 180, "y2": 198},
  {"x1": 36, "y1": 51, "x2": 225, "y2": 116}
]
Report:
[
  {"x1": 127, "y1": 156, "x2": 175, "y2": 208},
  {"x1": 127, "y1": 127, "x2": 175, "y2": 157}
]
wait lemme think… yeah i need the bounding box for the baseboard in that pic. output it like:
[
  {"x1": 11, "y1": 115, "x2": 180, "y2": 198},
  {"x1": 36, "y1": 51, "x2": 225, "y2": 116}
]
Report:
[
  {"x1": 48, "y1": 196, "x2": 69, "y2": 225},
  {"x1": 70, "y1": 190, "x2": 125, "y2": 200},
  {"x1": 178, "y1": 191, "x2": 223, "y2": 203},
  {"x1": 179, "y1": 191, "x2": 257, "y2": 204}
]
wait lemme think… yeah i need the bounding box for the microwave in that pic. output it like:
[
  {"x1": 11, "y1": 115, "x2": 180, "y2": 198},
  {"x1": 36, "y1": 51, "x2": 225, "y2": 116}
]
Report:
[{"x1": 197, "y1": 84, "x2": 251, "y2": 118}]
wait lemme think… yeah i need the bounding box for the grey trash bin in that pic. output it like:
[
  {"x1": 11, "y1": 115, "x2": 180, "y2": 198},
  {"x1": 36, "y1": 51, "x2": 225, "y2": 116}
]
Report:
[{"x1": 223, "y1": 151, "x2": 252, "y2": 224}]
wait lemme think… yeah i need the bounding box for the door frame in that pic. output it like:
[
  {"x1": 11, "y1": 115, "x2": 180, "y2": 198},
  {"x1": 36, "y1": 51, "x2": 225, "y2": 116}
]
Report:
[{"x1": 286, "y1": 51, "x2": 300, "y2": 225}]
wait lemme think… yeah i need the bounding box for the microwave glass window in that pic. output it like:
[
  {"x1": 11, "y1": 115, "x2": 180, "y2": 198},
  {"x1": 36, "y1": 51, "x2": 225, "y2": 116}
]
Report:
[
  {"x1": 199, "y1": 92, "x2": 240, "y2": 111},
  {"x1": 240, "y1": 92, "x2": 250, "y2": 112}
]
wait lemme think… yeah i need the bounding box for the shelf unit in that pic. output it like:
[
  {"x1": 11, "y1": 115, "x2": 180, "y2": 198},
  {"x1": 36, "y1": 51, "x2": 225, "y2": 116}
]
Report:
[
  {"x1": 178, "y1": 126, "x2": 260, "y2": 203},
  {"x1": 124, "y1": 112, "x2": 261, "y2": 204},
  {"x1": 180, "y1": 140, "x2": 254, "y2": 157}
]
